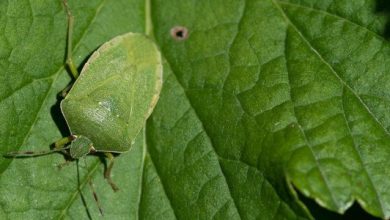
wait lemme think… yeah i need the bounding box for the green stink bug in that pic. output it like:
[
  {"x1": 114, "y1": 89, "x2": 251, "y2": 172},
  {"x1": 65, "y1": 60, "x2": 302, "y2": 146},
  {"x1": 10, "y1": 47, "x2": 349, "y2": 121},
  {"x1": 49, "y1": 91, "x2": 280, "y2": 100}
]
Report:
[
  {"x1": 60, "y1": 31, "x2": 162, "y2": 190},
  {"x1": 4, "y1": 0, "x2": 162, "y2": 194}
]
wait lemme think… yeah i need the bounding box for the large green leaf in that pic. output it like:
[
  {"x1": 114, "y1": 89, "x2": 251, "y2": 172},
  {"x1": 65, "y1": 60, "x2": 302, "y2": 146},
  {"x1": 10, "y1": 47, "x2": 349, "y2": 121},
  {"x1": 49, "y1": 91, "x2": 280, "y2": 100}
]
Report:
[{"x1": 1, "y1": 0, "x2": 389, "y2": 219}]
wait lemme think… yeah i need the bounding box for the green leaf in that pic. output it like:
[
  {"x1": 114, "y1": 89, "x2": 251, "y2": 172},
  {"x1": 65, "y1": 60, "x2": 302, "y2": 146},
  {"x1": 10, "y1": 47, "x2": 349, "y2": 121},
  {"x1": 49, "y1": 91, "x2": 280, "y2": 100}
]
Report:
[{"x1": 1, "y1": 0, "x2": 389, "y2": 219}]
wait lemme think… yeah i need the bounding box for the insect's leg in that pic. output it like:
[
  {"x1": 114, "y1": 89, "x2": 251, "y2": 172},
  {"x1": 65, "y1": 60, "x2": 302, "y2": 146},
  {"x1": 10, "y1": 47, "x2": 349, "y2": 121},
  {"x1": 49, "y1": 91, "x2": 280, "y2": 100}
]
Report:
[
  {"x1": 104, "y1": 153, "x2": 119, "y2": 191},
  {"x1": 88, "y1": 178, "x2": 104, "y2": 216},
  {"x1": 60, "y1": 83, "x2": 73, "y2": 98},
  {"x1": 82, "y1": 158, "x2": 104, "y2": 216},
  {"x1": 54, "y1": 135, "x2": 76, "y2": 149},
  {"x1": 62, "y1": 0, "x2": 79, "y2": 79}
]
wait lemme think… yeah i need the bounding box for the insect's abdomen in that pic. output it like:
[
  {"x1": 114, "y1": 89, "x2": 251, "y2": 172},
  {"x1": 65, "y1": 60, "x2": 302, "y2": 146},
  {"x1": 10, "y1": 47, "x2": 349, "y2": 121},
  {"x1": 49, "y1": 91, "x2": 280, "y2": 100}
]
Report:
[{"x1": 61, "y1": 33, "x2": 162, "y2": 152}]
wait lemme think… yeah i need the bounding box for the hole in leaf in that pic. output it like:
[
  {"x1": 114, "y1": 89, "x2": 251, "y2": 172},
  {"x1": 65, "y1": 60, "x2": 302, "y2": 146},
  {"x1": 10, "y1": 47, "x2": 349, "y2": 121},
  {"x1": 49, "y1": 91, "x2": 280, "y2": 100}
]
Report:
[{"x1": 170, "y1": 26, "x2": 189, "y2": 41}]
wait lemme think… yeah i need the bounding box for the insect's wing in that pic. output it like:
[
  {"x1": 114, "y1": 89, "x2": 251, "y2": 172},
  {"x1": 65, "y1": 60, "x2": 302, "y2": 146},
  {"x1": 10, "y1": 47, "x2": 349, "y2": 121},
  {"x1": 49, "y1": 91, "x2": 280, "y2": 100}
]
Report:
[{"x1": 61, "y1": 33, "x2": 162, "y2": 152}]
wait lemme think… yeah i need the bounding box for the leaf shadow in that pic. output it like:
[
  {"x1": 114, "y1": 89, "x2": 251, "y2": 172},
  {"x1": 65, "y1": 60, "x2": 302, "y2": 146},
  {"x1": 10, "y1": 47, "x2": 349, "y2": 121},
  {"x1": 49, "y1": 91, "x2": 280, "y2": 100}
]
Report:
[
  {"x1": 297, "y1": 190, "x2": 381, "y2": 220},
  {"x1": 50, "y1": 47, "x2": 98, "y2": 137},
  {"x1": 376, "y1": 0, "x2": 390, "y2": 39},
  {"x1": 50, "y1": 97, "x2": 70, "y2": 138}
]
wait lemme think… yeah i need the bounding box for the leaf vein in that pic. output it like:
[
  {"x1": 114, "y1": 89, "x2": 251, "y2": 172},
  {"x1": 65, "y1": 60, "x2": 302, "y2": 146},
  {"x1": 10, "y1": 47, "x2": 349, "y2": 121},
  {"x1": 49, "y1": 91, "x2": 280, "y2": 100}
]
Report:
[
  {"x1": 166, "y1": 60, "x2": 243, "y2": 219},
  {"x1": 277, "y1": 3, "x2": 341, "y2": 207},
  {"x1": 276, "y1": 0, "x2": 386, "y2": 41},
  {"x1": 274, "y1": 0, "x2": 390, "y2": 138},
  {"x1": 340, "y1": 88, "x2": 386, "y2": 216}
]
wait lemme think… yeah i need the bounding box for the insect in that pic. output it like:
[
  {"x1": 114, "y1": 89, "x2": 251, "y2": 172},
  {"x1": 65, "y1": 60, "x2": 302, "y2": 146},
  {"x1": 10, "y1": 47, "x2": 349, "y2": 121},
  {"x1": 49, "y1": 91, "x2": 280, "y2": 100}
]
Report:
[{"x1": 4, "y1": 0, "x2": 162, "y2": 196}]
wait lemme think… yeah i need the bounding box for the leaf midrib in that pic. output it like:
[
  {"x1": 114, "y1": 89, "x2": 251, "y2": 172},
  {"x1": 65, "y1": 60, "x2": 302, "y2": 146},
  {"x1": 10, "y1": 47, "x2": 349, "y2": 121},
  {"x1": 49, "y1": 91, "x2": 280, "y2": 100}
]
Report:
[
  {"x1": 151, "y1": 5, "x2": 246, "y2": 220},
  {"x1": 147, "y1": 0, "x2": 316, "y2": 218}
]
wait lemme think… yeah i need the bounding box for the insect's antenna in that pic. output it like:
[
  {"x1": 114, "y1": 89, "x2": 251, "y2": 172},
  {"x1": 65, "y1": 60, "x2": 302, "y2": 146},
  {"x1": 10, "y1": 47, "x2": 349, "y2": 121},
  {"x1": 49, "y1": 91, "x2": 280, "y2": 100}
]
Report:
[
  {"x1": 4, "y1": 135, "x2": 76, "y2": 158},
  {"x1": 83, "y1": 158, "x2": 104, "y2": 216},
  {"x1": 3, "y1": 146, "x2": 71, "y2": 158}
]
